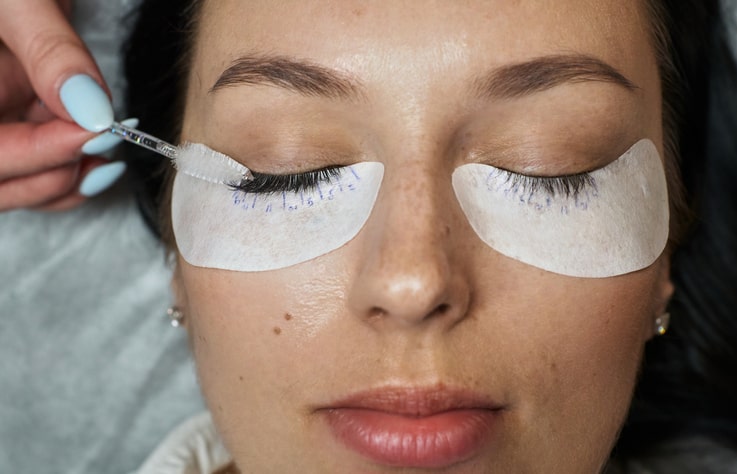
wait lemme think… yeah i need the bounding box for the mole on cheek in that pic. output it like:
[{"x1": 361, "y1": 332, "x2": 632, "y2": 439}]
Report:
[{"x1": 273, "y1": 312, "x2": 294, "y2": 335}]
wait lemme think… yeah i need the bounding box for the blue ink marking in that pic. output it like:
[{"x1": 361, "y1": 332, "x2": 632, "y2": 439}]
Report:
[
  {"x1": 480, "y1": 167, "x2": 602, "y2": 215},
  {"x1": 575, "y1": 194, "x2": 588, "y2": 210},
  {"x1": 316, "y1": 182, "x2": 324, "y2": 201},
  {"x1": 227, "y1": 166, "x2": 370, "y2": 216}
]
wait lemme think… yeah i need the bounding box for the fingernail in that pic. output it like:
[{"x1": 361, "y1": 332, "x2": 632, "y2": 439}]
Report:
[
  {"x1": 79, "y1": 162, "x2": 127, "y2": 197},
  {"x1": 60, "y1": 74, "x2": 114, "y2": 132},
  {"x1": 82, "y1": 118, "x2": 139, "y2": 155}
]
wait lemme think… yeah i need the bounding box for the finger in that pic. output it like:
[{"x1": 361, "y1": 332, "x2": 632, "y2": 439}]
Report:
[
  {"x1": 34, "y1": 156, "x2": 110, "y2": 211},
  {"x1": 0, "y1": 161, "x2": 80, "y2": 211},
  {"x1": 34, "y1": 191, "x2": 86, "y2": 211},
  {"x1": 0, "y1": 94, "x2": 50, "y2": 125},
  {"x1": 0, "y1": 119, "x2": 93, "y2": 179},
  {"x1": 77, "y1": 159, "x2": 127, "y2": 198},
  {"x1": 0, "y1": 48, "x2": 34, "y2": 111},
  {"x1": 0, "y1": 0, "x2": 113, "y2": 130},
  {"x1": 58, "y1": 0, "x2": 72, "y2": 17},
  {"x1": 22, "y1": 97, "x2": 56, "y2": 123}
]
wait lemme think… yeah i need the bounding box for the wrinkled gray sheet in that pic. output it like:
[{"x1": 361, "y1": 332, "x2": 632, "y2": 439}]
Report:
[{"x1": 0, "y1": 1, "x2": 203, "y2": 473}]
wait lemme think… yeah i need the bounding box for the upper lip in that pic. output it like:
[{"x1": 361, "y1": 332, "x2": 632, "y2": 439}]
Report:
[{"x1": 322, "y1": 385, "x2": 505, "y2": 416}]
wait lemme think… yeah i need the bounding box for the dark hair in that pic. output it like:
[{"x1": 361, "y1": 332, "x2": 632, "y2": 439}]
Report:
[
  {"x1": 120, "y1": 0, "x2": 200, "y2": 238},
  {"x1": 614, "y1": 0, "x2": 737, "y2": 457},
  {"x1": 122, "y1": 0, "x2": 737, "y2": 465}
]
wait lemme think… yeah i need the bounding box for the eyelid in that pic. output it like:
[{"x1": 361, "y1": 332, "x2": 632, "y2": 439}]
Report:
[{"x1": 469, "y1": 142, "x2": 616, "y2": 178}]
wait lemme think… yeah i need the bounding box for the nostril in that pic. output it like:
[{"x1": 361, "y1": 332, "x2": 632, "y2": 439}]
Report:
[
  {"x1": 365, "y1": 304, "x2": 450, "y2": 321},
  {"x1": 368, "y1": 307, "x2": 388, "y2": 320},
  {"x1": 434, "y1": 303, "x2": 451, "y2": 316}
]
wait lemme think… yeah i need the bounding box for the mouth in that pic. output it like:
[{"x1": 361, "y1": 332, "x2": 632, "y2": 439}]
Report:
[{"x1": 318, "y1": 385, "x2": 504, "y2": 469}]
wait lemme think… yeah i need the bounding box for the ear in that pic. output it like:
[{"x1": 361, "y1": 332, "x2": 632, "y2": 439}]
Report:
[
  {"x1": 648, "y1": 254, "x2": 674, "y2": 340},
  {"x1": 170, "y1": 258, "x2": 190, "y2": 329},
  {"x1": 654, "y1": 253, "x2": 674, "y2": 316}
]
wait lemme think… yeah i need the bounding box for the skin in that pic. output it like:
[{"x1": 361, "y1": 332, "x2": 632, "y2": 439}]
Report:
[{"x1": 175, "y1": 1, "x2": 674, "y2": 472}]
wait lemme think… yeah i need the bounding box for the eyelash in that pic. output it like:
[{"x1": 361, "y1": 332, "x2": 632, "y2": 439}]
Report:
[
  {"x1": 497, "y1": 169, "x2": 596, "y2": 198},
  {"x1": 227, "y1": 164, "x2": 596, "y2": 199},
  {"x1": 229, "y1": 166, "x2": 343, "y2": 194}
]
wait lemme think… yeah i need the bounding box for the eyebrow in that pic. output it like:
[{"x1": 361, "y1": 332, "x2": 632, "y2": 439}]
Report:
[
  {"x1": 473, "y1": 54, "x2": 638, "y2": 99},
  {"x1": 210, "y1": 53, "x2": 637, "y2": 101},
  {"x1": 210, "y1": 55, "x2": 362, "y2": 99}
]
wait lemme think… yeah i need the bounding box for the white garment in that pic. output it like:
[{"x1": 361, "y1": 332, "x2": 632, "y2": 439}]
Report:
[{"x1": 134, "y1": 413, "x2": 232, "y2": 474}]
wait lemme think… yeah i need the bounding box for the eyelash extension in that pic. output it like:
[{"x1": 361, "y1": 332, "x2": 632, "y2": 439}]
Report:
[
  {"x1": 498, "y1": 169, "x2": 596, "y2": 199},
  {"x1": 229, "y1": 166, "x2": 343, "y2": 194},
  {"x1": 227, "y1": 163, "x2": 595, "y2": 198}
]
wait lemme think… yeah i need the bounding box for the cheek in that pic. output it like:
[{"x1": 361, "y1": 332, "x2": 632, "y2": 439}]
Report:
[
  {"x1": 481, "y1": 267, "x2": 658, "y2": 466},
  {"x1": 178, "y1": 258, "x2": 353, "y2": 443},
  {"x1": 182, "y1": 263, "x2": 326, "y2": 379}
]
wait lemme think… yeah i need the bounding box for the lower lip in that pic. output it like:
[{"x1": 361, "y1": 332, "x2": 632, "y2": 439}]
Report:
[{"x1": 324, "y1": 408, "x2": 497, "y2": 468}]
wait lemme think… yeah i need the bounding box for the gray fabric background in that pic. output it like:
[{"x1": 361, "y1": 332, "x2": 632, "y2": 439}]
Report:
[{"x1": 0, "y1": 1, "x2": 203, "y2": 473}]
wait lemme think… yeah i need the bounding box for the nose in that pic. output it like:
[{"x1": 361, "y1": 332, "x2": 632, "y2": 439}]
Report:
[{"x1": 347, "y1": 163, "x2": 471, "y2": 330}]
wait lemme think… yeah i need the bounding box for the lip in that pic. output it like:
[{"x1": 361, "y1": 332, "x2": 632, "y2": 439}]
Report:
[{"x1": 320, "y1": 386, "x2": 503, "y2": 468}]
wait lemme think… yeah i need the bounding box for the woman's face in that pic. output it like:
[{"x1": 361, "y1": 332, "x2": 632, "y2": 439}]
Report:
[{"x1": 177, "y1": 1, "x2": 673, "y2": 472}]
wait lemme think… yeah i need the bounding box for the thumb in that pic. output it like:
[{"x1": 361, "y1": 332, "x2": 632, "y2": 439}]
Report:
[{"x1": 0, "y1": 0, "x2": 114, "y2": 131}]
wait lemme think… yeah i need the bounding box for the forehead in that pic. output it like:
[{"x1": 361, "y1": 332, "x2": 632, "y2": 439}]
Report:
[{"x1": 193, "y1": 0, "x2": 653, "y2": 78}]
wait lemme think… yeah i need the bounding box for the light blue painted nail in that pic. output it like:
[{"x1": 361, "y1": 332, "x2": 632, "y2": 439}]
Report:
[
  {"x1": 60, "y1": 74, "x2": 114, "y2": 132},
  {"x1": 82, "y1": 118, "x2": 139, "y2": 155},
  {"x1": 79, "y1": 162, "x2": 127, "y2": 197}
]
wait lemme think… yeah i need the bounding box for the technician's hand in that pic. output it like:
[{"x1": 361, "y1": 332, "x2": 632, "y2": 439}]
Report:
[{"x1": 0, "y1": 0, "x2": 126, "y2": 212}]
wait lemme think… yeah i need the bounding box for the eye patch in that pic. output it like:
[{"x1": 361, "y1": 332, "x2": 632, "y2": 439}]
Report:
[
  {"x1": 172, "y1": 139, "x2": 668, "y2": 278},
  {"x1": 451, "y1": 139, "x2": 669, "y2": 278},
  {"x1": 171, "y1": 143, "x2": 384, "y2": 272}
]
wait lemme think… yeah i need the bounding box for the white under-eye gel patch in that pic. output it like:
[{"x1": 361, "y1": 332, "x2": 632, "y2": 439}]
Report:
[
  {"x1": 452, "y1": 139, "x2": 669, "y2": 278},
  {"x1": 171, "y1": 143, "x2": 384, "y2": 272}
]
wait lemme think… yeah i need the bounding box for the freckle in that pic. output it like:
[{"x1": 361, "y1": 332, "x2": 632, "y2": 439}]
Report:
[
  {"x1": 273, "y1": 327, "x2": 282, "y2": 335},
  {"x1": 284, "y1": 313, "x2": 293, "y2": 321},
  {"x1": 239, "y1": 376, "x2": 244, "y2": 382}
]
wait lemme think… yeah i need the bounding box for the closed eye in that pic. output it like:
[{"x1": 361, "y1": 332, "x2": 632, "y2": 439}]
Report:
[
  {"x1": 229, "y1": 166, "x2": 343, "y2": 195},
  {"x1": 495, "y1": 169, "x2": 596, "y2": 198},
  {"x1": 229, "y1": 163, "x2": 595, "y2": 198}
]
